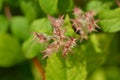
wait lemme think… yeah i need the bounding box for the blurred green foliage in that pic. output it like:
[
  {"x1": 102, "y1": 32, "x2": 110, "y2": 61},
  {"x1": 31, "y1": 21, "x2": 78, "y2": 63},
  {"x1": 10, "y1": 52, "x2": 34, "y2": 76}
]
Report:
[
  {"x1": 0, "y1": 0, "x2": 120, "y2": 80},
  {"x1": 0, "y1": 34, "x2": 25, "y2": 67},
  {"x1": 0, "y1": 15, "x2": 9, "y2": 33},
  {"x1": 10, "y1": 16, "x2": 30, "y2": 41}
]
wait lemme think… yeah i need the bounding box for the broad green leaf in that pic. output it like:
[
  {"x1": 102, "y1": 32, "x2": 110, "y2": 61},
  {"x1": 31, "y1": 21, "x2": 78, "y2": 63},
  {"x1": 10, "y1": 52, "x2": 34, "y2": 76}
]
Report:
[
  {"x1": 0, "y1": 33, "x2": 25, "y2": 67},
  {"x1": 39, "y1": 0, "x2": 58, "y2": 15},
  {"x1": 86, "y1": 0, "x2": 111, "y2": 13},
  {"x1": 105, "y1": 33, "x2": 120, "y2": 65},
  {"x1": 89, "y1": 67, "x2": 120, "y2": 80},
  {"x1": 82, "y1": 33, "x2": 113, "y2": 73},
  {"x1": 88, "y1": 69, "x2": 106, "y2": 80},
  {"x1": 99, "y1": 18, "x2": 120, "y2": 32},
  {"x1": 46, "y1": 46, "x2": 87, "y2": 80},
  {"x1": 22, "y1": 35, "x2": 46, "y2": 59},
  {"x1": 104, "y1": 66, "x2": 120, "y2": 80},
  {"x1": 98, "y1": 8, "x2": 120, "y2": 32},
  {"x1": 0, "y1": 15, "x2": 9, "y2": 33},
  {"x1": 58, "y1": 0, "x2": 74, "y2": 13},
  {"x1": 99, "y1": 8, "x2": 120, "y2": 19},
  {"x1": 10, "y1": 16, "x2": 30, "y2": 41},
  {"x1": 20, "y1": 1, "x2": 37, "y2": 22},
  {"x1": 30, "y1": 18, "x2": 52, "y2": 35}
]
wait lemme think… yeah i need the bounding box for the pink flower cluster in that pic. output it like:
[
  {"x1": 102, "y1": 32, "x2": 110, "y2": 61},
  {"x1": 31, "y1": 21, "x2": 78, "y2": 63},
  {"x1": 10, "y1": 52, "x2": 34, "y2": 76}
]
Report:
[
  {"x1": 34, "y1": 7, "x2": 100, "y2": 59},
  {"x1": 72, "y1": 7, "x2": 100, "y2": 41}
]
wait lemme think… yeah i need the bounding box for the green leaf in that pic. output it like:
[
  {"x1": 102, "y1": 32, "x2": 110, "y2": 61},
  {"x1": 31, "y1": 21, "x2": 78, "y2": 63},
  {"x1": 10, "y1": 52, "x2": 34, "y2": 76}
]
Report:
[
  {"x1": 83, "y1": 33, "x2": 113, "y2": 73},
  {"x1": 0, "y1": 15, "x2": 9, "y2": 33},
  {"x1": 20, "y1": 1, "x2": 37, "y2": 22},
  {"x1": 105, "y1": 67, "x2": 120, "y2": 80},
  {"x1": 0, "y1": 33, "x2": 25, "y2": 67},
  {"x1": 87, "y1": 69, "x2": 106, "y2": 80},
  {"x1": 30, "y1": 18, "x2": 52, "y2": 35},
  {"x1": 58, "y1": 0, "x2": 74, "y2": 13},
  {"x1": 98, "y1": 8, "x2": 120, "y2": 32},
  {"x1": 89, "y1": 67, "x2": 120, "y2": 80},
  {"x1": 22, "y1": 35, "x2": 46, "y2": 59},
  {"x1": 39, "y1": 0, "x2": 58, "y2": 15},
  {"x1": 99, "y1": 8, "x2": 120, "y2": 19},
  {"x1": 105, "y1": 33, "x2": 120, "y2": 65},
  {"x1": 10, "y1": 16, "x2": 30, "y2": 41},
  {"x1": 64, "y1": 15, "x2": 78, "y2": 37},
  {"x1": 86, "y1": 0, "x2": 111, "y2": 13},
  {"x1": 99, "y1": 18, "x2": 120, "y2": 32},
  {"x1": 46, "y1": 47, "x2": 87, "y2": 80}
]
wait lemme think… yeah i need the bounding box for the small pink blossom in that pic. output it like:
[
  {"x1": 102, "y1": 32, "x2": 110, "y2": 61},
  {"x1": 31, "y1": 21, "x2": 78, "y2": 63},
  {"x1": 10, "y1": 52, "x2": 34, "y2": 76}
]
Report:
[
  {"x1": 33, "y1": 32, "x2": 47, "y2": 43},
  {"x1": 62, "y1": 38, "x2": 76, "y2": 56},
  {"x1": 48, "y1": 15, "x2": 64, "y2": 28},
  {"x1": 73, "y1": 7, "x2": 82, "y2": 17}
]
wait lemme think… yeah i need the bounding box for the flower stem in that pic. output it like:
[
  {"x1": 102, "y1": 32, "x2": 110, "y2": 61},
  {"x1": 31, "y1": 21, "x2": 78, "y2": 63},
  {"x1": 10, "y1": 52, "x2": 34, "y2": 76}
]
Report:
[
  {"x1": 4, "y1": 4, "x2": 12, "y2": 20},
  {"x1": 116, "y1": 0, "x2": 120, "y2": 7},
  {"x1": 32, "y1": 58, "x2": 45, "y2": 80}
]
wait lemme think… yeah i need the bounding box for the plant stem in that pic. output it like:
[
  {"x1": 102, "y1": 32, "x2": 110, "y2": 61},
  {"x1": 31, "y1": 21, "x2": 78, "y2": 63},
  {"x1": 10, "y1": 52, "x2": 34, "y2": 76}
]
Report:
[
  {"x1": 32, "y1": 58, "x2": 45, "y2": 80},
  {"x1": 116, "y1": 0, "x2": 120, "y2": 7},
  {"x1": 4, "y1": 4, "x2": 12, "y2": 20}
]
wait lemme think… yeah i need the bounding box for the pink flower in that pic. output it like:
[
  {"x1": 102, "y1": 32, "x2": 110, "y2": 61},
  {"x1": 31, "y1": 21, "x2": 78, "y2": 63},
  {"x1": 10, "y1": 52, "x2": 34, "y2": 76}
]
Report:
[
  {"x1": 62, "y1": 38, "x2": 76, "y2": 56},
  {"x1": 73, "y1": 7, "x2": 82, "y2": 17},
  {"x1": 48, "y1": 15, "x2": 64, "y2": 28},
  {"x1": 33, "y1": 32, "x2": 47, "y2": 43},
  {"x1": 41, "y1": 45, "x2": 53, "y2": 59},
  {"x1": 71, "y1": 18, "x2": 82, "y2": 32}
]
